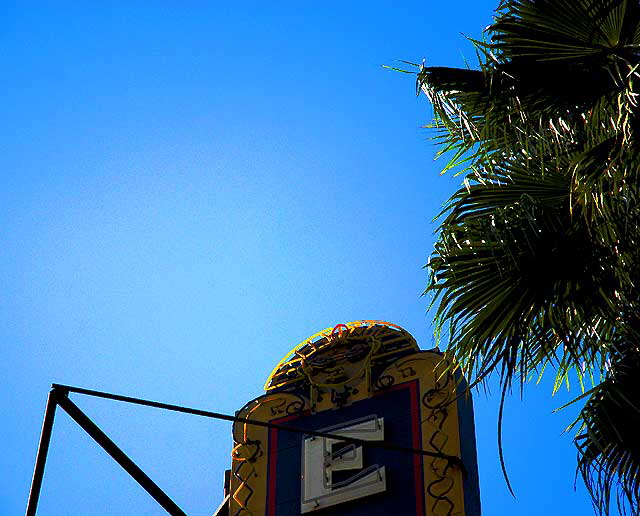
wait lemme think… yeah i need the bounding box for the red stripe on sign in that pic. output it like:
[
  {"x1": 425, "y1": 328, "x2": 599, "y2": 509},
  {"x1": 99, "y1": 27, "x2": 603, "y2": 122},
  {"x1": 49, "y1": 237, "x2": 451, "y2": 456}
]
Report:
[
  {"x1": 410, "y1": 380, "x2": 425, "y2": 516},
  {"x1": 266, "y1": 410, "x2": 306, "y2": 516}
]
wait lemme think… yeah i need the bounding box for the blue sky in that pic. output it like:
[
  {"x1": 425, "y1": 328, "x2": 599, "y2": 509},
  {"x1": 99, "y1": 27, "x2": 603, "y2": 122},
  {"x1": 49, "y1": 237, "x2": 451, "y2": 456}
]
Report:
[{"x1": 2, "y1": 2, "x2": 593, "y2": 515}]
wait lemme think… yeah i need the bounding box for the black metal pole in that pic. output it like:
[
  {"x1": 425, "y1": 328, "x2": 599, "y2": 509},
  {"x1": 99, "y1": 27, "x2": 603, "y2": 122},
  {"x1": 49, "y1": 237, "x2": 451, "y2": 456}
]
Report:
[
  {"x1": 51, "y1": 383, "x2": 464, "y2": 470},
  {"x1": 25, "y1": 389, "x2": 59, "y2": 516},
  {"x1": 56, "y1": 394, "x2": 188, "y2": 516}
]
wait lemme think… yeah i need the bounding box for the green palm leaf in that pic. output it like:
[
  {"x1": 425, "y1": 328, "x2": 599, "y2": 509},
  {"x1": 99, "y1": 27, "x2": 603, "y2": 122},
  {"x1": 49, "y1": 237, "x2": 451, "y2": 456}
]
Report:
[
  {"x1": 415, "y1": 0, "x2": 640, "y2": 512},
  {"x1": 576, "y1": 345, "x2": 640, "y2": 515}
]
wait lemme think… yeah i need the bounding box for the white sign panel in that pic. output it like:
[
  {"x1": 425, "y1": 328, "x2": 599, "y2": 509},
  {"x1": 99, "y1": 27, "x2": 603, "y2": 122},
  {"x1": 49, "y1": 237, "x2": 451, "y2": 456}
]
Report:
[{"x1": 301, "y1": 415, "x2": 386, "y2": 513}]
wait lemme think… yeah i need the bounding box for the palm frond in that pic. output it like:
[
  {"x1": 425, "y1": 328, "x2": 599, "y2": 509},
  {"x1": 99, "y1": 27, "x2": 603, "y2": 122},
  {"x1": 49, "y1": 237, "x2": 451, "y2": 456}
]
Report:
[
  {"x1": 417, "y1": 1, "x2": 640, "y2": 512},
  {"x1": 492, "y1": 0, "x2": 640, "y2": 61},
  {"x1": 575, "y1": 345, "x2": 640, "y2": 515}
]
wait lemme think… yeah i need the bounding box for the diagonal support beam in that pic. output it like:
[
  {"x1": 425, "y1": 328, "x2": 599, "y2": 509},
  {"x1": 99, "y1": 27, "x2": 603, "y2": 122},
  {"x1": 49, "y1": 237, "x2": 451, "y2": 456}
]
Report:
[{"x1": 56, "y1": 393, "x2": 188, "y2": 516}]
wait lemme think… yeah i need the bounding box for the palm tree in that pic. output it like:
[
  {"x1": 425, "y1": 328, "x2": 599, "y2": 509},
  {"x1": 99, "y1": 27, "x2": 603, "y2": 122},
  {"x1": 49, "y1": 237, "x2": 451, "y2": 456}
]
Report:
[{"x1": 416, "y1": 1, "x2": 640, "y2": 513}]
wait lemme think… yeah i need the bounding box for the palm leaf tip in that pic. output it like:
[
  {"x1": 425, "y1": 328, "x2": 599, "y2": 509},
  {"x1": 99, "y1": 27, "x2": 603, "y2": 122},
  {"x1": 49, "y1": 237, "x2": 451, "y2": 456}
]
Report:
[{"x1": 575, "y1": 348, "x2": 640, "y2": 516}]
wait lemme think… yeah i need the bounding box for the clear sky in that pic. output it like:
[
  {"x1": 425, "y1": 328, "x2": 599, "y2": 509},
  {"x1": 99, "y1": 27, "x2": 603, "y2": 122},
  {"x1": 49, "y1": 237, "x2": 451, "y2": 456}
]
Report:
[{"x1": 2, "y1": 2, "x2": 594, "y2": 516}]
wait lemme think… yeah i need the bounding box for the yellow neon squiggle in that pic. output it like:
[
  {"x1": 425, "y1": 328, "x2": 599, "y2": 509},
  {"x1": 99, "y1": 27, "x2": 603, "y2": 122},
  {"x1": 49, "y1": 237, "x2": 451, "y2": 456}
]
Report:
[
  {"x1": 263, "y1": 320, "x2": 416, "y2": 391},
  {"x1": 297, "y1": 334, "x2": 381, "y2": 389},
  {"x1": 231, "y1": 397, "x2": 281, "y2": 515}
]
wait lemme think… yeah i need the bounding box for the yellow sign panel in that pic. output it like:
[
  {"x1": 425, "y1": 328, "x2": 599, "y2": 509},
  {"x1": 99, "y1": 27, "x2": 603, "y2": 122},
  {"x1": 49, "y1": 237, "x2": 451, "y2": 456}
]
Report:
[{"x1": 226, "y1": 321, "x2": 481, "y2": 516}]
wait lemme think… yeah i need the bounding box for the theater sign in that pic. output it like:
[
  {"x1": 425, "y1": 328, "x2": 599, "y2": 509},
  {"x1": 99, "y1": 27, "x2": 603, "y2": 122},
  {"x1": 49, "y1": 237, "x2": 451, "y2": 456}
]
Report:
[{"x1": 222, "y1": 320, "x2": 481, "y2": 516}]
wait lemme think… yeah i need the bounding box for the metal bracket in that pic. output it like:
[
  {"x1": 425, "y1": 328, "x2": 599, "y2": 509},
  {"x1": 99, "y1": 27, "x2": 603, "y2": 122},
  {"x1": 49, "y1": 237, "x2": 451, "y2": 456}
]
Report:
[{"x1": 25, "y1": 386, "x2": 188, "y2": 516}]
